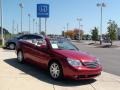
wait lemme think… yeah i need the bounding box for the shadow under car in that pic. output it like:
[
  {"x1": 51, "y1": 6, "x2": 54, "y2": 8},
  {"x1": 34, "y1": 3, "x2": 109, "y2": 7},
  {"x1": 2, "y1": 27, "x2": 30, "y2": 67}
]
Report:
[{"x1": 4, "y1": 58, "x2": 96, "y2": 86}]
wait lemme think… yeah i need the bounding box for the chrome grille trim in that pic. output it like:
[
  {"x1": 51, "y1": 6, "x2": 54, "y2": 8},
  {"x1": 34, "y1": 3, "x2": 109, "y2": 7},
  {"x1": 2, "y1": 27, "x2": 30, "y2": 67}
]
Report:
[{"x1": 83, "y1": 61, "x2": 99, "y2": 68}]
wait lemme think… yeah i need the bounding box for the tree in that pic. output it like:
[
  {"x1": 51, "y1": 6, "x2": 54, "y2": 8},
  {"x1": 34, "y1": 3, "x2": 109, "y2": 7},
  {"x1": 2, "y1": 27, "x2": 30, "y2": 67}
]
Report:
[
  {"x1": 107, "y1": 20, "x2": 117, "y2": 46},
  {"x1": 91, "y1": 27, "x2": 99, "y2": 43}
]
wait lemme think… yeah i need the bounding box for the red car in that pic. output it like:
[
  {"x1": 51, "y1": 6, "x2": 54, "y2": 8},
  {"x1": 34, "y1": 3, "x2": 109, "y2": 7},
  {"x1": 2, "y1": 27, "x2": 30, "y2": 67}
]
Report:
[{"x1": 16, "y1": 37, "x2": 102, "y2": 80}]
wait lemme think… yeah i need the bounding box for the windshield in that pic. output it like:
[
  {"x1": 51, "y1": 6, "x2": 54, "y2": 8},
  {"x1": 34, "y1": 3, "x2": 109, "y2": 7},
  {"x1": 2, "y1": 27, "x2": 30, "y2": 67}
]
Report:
[{"x1": 50, "y1": 39, "x2": 79, "y2": 51}]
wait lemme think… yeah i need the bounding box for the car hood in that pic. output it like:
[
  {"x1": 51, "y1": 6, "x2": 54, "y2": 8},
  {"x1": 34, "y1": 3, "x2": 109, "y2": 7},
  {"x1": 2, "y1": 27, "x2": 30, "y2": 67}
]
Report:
[{"x1": 53, "y1": 49, "x2": 96, "y2": 62}]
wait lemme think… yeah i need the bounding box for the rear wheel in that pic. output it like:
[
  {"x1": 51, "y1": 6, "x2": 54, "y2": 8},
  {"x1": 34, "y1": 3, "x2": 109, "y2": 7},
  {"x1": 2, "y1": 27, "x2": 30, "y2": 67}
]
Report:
[
  {"x1": 49, "y1": 62, "x2": 63, "y2": 80},
  {"x1": 17, "y1": 51, "x2": 24, "y2": 63}
]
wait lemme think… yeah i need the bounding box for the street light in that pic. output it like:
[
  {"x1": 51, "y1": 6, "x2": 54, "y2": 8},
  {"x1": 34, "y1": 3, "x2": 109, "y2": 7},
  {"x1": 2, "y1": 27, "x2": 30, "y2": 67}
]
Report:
[
  {"x1": 28, "y1": 13, "x2": 31, "y2": 33},
  {"x1": 33, "y1": 19, "x2": 35, "y2": 34},
  {"x1": 19, "y1": 3, "x2": 23, "y2": 33},
  {"x1": 66, "y1": 23, "x2": 69, "y2": 38},
  {"x1": 77, "y1": 18, "x2": 82, "y2": 41},
  {"x1": 97, "y1": 2, "x2": 106, "y2": 45},
  {"x1": 36, "y1": 21, "x2": 37, "y2": 34},
  {"x1": 17, "y1": 24, "x2": 19, "y2": 34},
  {"x1": 0, "y1": 0, "x2": 4, "y2": 46}
]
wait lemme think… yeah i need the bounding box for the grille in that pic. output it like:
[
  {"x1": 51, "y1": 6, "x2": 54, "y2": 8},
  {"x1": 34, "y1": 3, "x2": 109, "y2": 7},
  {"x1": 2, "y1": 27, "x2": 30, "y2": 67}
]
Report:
[{"x1": 83, "y1": 61, "x2": 99, "y2": 68}]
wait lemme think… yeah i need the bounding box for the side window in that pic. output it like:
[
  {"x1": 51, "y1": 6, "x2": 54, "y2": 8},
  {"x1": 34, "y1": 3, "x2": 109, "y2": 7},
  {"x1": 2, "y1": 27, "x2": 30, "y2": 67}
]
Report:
[
  {"x1": 28, "y1": 35, "x2": 35, "y2": 39},
  {"x1": 33, "y1": 35, "x2": 43, "y2": 40},
  {"x1": 35, "y1": 39, "x2": 47, "y2": 47},
  {"x1": 21, "y1": 35, "x2": 29, "y2": 40}
]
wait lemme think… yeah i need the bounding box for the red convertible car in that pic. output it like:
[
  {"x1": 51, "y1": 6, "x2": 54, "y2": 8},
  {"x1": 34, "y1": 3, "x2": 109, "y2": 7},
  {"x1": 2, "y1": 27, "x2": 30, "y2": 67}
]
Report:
[{"x1": 16, "y1": 37, "x2": 102, "y2": 80}]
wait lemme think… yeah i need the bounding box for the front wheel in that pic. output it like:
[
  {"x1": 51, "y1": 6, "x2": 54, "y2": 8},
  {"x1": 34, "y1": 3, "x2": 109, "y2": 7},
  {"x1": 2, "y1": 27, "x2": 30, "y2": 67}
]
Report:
[{"x1": 49, "y1": 62, "x2": 63, "y2": 80}]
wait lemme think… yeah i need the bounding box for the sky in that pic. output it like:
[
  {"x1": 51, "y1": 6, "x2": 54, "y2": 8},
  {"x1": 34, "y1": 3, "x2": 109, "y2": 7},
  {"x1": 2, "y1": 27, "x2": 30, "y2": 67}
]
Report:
[{"x1": 2, "y1": 0, "x2": 120, "y2": 35}]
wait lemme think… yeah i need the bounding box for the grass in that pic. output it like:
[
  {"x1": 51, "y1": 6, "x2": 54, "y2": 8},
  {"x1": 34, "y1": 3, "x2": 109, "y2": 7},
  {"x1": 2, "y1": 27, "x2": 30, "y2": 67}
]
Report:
[
  {"x1": 0, "y1": 41, "x2": 2, "y2": 48},
  {"x1": 0, "y1": 45, "x2": 2, "y2": 48}
]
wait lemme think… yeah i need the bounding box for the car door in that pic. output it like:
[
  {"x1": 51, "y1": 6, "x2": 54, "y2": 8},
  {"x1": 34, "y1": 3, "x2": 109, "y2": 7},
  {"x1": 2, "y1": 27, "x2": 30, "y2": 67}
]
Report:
[
  {"x1": 21, "y1": 35, "x2": 42, "y2": 62},
  {"x1": 31, "y1": 39, "x2": 51, "y2": 68}
]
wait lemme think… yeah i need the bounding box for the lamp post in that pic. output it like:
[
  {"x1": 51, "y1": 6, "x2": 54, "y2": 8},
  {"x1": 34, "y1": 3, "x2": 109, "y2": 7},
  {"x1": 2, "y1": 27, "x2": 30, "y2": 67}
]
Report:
[
  {"x1": 12, "y1": 20, "x2": 15, "y2": 36},
  {"x1": 17, "y1": 24, "x2": 18, "y2": 34},
  {"x1": 33, "y1": 19, "x2": 35, "y2": 34},
  {"x1": 28, "y1": 13, "x2": 31, "y2": 33},
  {"x1": 77, "y1": 18, "x2": 82, "y2": 41},
  {"x1": 36, "y1": 21, "x2": 37, "y2": 34},
  {"x1": 45, "y1": 18, "x2": 47, "y2": 36},
  {"x1": 80, "y1": 25, "x2": 83, "y2": 40},
  {"x1": 66, "y1": 23, "x2": 69, "y2": 38},
  {"x1": 19, "y1": 3, "x2": 23, "y2": 33},
  {"x1": 97, "y1": 2, "x2": 106, "y2": 45},
  {"x1": 0, "y1": 0, "x2": 4, "y2": 46}
]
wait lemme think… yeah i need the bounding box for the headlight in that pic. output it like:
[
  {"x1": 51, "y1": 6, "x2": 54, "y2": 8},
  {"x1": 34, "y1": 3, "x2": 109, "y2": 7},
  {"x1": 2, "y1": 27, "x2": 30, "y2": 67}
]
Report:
[{"x1": 67, "y1": 58, "x2": 82, "y2": 67}]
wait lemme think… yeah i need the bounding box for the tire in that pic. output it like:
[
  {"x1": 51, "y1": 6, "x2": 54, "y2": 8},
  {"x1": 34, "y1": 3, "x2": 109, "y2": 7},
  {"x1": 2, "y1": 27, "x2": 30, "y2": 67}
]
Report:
[
  {"x1": 17, "y1": 51, "x2": 24, "y2": 63},
  {"x1": 49, "y1": 61, "x2": 63, "y2": 80},
  {"x1": 9, "y1": 43, "x2": 15, "y2": 50}
]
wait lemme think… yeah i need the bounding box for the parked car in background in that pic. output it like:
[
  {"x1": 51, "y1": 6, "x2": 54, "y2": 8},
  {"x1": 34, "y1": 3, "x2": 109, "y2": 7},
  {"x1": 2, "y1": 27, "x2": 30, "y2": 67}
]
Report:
[
  {"x1": 5, "y1": 34, "x2": 43, "y2": 50},
  {"x1": 16, "y1": 37, "x2": 102, "y2": 80}
]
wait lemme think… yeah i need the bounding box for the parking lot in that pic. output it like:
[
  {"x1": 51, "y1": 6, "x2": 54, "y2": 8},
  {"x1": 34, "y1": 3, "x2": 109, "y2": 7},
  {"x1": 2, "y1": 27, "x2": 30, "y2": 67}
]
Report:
[{"x1": 0, "y1": 42, "x2": 120, "y2": 90}]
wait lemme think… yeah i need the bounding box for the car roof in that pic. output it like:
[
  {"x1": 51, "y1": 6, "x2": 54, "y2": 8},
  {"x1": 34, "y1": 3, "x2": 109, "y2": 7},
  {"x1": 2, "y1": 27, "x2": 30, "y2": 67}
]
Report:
[{"x1": 18, "y1": 34, "x2": 44, "y2": 38}]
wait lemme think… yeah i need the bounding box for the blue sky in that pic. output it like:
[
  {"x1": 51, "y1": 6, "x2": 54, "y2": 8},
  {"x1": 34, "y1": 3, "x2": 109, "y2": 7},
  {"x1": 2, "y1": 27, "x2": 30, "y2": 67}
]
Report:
[{"x1": 2, "y1": 0, "x2": 120, "y2": 35}]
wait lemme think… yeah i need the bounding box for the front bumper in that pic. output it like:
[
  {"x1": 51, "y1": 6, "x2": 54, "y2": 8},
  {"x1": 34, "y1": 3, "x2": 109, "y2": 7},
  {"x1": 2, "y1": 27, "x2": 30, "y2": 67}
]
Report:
[{"x1": 63, "y1": 65, "x2": 102, "y2": 80}]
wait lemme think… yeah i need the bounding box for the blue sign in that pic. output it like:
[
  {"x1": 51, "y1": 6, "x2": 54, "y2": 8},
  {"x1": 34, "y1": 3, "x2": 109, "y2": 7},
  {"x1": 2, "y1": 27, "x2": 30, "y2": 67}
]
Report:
[{"x1": 37, "y1": 4, "x2": 49, "y2": 18}]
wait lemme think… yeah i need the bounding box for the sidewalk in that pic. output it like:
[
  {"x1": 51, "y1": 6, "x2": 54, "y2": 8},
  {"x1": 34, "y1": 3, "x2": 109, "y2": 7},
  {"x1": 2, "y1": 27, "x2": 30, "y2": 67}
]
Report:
[{"x1": 0, "y1": 48, "x2": 120, "y2": 90}]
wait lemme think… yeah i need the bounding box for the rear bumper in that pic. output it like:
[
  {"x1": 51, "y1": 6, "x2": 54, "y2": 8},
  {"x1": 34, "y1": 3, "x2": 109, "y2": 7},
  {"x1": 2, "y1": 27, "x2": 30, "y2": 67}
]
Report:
[{"x1": 63, "y1": 65, "x2": 102, "y2": 80}]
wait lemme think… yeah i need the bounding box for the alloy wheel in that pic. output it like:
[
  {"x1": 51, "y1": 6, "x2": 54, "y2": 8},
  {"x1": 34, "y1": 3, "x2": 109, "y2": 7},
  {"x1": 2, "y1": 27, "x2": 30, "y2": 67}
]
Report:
[
  {"x1": 49, "y1": 62, "x2": 61, "y2": 79},
  {"x1": 9, "y1": 43, "x2": 15, "y2": 50}
]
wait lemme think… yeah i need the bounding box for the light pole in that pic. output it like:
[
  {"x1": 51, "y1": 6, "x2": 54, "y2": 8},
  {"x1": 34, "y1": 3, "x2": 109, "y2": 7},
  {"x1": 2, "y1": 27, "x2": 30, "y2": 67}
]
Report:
[
  {"x1": 36, "y1": 21, "x2": 37, "y2": 34},
  {"x1": 45, "y1": 18, "x2": 47, "y2": 36},
  {"x1": 19, "y1": 3, "x2": 23, "y2": 33},
  {"x1": 0, "y1": 0, "x2": 4, "y2": 46},
  {"x1": 12, "y1": 20, "x2": 15, "y2": 36},
  {"x1": 66, "y1": 23, "x2": 69, "y2": 38},
  {"x1": 28, "y1": 13, "x2": 31, "y2": 33},
  {"x1": 77, "y1": 18, "x2": 82, "y2": 41},
  {"x1": 39, "y1": 18, "x2": 41, "y2": 34},
  {"x1": 33, "y1": 19, "x2": 35, "y2": 34},
  {"x1": 80, "y1": 25, "x2": 83, "y2": 40},
  {"x1": 63, "y1": 27, "x2": 66, "y2": 37},
  {"x1": 17, "y1": 24, "x2": 18, "y2": 34},
  {"x1": 97, "y1": 2, "x2": 106, "y2": 45}
]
